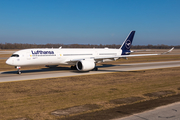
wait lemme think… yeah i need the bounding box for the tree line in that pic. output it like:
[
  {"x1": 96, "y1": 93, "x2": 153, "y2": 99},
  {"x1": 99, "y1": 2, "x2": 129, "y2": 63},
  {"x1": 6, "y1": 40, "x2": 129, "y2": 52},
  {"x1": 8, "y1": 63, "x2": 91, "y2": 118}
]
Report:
[{"x1": 0, "y1": 43, "x2": 177, "y2": 49}]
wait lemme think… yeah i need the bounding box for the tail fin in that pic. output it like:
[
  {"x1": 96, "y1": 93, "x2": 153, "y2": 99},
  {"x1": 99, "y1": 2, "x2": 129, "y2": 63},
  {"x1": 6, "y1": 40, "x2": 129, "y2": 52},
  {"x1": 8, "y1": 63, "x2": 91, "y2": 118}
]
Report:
[{"x1": 120, "y1": 31, "x2": 135, "y2": 55}]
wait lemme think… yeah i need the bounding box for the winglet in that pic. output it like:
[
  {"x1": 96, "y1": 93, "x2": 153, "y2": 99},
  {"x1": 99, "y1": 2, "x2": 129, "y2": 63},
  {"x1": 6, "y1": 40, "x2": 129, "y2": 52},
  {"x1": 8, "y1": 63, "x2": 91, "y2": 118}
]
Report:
[{"x1": 160, "y1": 47, "x2": 174, "y2": 55}]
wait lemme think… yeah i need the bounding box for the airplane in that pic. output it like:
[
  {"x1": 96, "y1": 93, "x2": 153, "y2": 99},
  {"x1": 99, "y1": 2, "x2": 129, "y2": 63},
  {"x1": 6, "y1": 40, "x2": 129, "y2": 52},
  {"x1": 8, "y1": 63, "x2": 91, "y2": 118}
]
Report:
[{"x1": 6, "y1": 31, "x2": 174, "y2": 74}]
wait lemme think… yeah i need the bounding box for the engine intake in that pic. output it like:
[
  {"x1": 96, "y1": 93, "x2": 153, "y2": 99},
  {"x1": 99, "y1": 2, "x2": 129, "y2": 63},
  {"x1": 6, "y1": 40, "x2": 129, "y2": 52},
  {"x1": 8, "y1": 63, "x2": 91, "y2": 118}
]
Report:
[{"x1": 76, "y1": 60, "x2": 95, "y2": 71}]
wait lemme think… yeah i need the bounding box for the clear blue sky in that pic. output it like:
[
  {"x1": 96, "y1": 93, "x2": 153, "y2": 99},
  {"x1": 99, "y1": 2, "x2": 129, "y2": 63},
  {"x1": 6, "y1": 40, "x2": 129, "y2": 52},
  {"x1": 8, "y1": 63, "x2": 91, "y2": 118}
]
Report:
[{"x1": 0, "y1": 0, "x2": 180, "y2": 45}]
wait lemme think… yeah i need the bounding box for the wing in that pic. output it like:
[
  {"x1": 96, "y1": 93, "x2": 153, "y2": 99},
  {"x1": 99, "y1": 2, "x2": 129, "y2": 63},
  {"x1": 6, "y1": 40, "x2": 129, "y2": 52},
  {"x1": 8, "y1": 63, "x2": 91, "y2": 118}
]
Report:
[
  {"x1": 95, "y1": 47, "x2": 174, "y2": 60},
  {"x1": 67, "y1": 47, "x2": 174, "y2": 64}
]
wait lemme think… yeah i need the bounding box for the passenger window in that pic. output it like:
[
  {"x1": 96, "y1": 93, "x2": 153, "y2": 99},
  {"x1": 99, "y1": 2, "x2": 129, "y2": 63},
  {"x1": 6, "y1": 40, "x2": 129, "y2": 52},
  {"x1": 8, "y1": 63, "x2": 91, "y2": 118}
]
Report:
[{"x1": 11, "y1": 54, "x2": 19, "y2": 57}]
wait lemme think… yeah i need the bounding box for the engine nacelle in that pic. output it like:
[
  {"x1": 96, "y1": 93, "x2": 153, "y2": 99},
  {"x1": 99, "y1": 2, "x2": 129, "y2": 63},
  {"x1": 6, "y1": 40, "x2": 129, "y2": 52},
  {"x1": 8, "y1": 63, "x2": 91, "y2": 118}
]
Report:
[{"x1": 76, "y1": 60, "x2": 95, "y2": 71}]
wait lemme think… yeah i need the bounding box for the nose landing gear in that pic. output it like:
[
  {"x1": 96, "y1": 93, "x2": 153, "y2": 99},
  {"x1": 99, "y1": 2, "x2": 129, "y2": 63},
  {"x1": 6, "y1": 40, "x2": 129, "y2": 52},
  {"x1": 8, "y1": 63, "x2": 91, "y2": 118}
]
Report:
[{"x1": 15, "y1": 66, "x2": 21, "y2": 74}]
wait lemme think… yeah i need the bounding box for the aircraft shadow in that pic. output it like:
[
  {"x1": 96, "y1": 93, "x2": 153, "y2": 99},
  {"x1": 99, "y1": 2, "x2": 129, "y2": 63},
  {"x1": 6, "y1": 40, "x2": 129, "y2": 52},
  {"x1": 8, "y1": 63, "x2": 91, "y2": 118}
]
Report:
[
  {"x1": 71, "y1": 64, "x2": 130, "y2": 73},
  {"x1": 98, "y1": 64, "x2": 129, "y2": 68},
  {"x1": 1, "y1": 64, "x2": 130, "y2": 74},
  {"x1": 1, "y1": 67, "x2": 71, "y2": 74}
]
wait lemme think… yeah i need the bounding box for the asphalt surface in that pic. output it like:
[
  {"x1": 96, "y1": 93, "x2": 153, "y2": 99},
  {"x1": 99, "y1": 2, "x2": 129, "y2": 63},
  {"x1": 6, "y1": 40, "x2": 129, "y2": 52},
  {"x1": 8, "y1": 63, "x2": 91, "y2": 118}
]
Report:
[
  {"x1": 114, "y1": 102, "x2": 180, "y2": 120},
  {"x1": 0, "y1": 60, "x2": 180, "y2": 83},
  {"x1": 0, "y1": 51, "x2": 16, "y2": 54}
]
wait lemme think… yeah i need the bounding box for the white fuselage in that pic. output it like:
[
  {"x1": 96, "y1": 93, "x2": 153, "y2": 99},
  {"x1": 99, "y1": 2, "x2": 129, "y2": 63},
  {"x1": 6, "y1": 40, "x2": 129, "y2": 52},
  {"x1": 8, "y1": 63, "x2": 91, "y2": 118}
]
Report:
[{"x1": 6, "y1": 48, "x2": 122, "y2": 66}]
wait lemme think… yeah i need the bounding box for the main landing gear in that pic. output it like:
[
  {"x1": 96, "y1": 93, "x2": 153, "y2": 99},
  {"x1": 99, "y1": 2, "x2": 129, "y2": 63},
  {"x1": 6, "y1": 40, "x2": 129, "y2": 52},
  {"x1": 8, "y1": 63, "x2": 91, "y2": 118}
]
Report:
[
  {"x1": 15, "y1": 66, "x2": 21, "y2": 74},
  {"x1": 93, "y1": 67, "x2": 98, "y2": 71},
  {"x1": 71, "y1": 65, "x2": 77, "y2": 70}
]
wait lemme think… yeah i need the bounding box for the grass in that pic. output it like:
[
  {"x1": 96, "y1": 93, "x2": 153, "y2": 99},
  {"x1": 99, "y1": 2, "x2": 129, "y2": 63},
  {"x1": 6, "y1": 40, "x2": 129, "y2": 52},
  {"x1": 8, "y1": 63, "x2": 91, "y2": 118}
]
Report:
[
  {"x1": 0, "y1": 50, "x2": 180, "y2": 119},
  {"x1": 0, "y1": 68, "x2": 180, "y2": 119}
]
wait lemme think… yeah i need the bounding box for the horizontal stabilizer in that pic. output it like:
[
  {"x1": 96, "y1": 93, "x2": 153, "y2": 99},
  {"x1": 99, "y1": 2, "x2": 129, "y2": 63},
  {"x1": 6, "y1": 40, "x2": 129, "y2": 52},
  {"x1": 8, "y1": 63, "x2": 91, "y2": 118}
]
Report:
[{"x1": 160, "y1": 47, "x2": 174, "y2": 55}]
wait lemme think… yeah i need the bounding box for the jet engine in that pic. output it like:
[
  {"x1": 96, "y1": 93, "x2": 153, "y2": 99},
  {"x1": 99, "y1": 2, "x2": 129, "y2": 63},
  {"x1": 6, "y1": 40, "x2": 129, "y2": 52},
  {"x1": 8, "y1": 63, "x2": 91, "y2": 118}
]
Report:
[{"x1": 76, "y1": 59, "x2": 95, "y2": 71}]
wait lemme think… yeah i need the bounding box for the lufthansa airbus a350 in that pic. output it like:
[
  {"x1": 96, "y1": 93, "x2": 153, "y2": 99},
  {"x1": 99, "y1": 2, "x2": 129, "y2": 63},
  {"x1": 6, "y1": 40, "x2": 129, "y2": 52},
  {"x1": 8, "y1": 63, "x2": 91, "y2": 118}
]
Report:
[{"x1": 6, "y1": 31, "x2": 174, "y2": 74}]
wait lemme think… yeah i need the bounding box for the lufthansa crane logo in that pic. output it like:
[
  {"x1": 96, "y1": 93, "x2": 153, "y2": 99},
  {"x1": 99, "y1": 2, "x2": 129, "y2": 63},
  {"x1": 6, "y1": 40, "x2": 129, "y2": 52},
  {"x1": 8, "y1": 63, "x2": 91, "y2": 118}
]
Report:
[{"x1": 125, "y1": 40, "x2": 131, "y2": 49}]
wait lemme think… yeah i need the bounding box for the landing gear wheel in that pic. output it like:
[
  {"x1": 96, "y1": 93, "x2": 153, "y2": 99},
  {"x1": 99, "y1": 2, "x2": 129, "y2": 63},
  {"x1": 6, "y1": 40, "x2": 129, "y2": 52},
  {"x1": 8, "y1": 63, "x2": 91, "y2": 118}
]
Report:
[
  {"x1": 17, "y1": 71, "x2": 21, "y2": 74},
  {"x1": 93, "y1": 67, "x2": 98, "y2": 71}
]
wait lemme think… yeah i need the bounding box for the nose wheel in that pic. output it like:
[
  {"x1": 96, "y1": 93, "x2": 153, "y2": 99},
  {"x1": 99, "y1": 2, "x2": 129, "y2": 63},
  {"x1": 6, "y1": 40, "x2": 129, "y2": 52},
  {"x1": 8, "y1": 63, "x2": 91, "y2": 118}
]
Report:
[{"x1": 16, "y1": 66, "x2": 21, "y2": 74}]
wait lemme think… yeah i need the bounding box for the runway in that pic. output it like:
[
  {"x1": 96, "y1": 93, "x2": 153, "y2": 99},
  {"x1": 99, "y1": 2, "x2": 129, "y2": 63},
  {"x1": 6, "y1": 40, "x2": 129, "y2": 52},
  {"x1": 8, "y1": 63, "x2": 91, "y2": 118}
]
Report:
[
  {"x1": 0, "y1": 51, "x2": 16, "y2": 54},
  {"x1": 0, "y1": 60, "x2": 180, "y2": 83}
]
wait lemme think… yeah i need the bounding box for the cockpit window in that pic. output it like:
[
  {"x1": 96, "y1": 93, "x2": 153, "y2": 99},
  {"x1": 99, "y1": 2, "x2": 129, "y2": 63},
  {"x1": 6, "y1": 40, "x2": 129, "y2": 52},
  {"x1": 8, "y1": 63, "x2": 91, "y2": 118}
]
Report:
[{"x1": 11, "y1": 54, "x2": 19, "y2": 57}]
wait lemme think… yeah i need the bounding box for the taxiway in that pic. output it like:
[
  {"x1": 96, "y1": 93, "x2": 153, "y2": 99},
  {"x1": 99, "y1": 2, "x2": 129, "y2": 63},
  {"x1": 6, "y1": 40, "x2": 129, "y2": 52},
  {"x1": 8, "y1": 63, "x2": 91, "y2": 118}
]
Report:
[{"x1": 0, "y1": 60, "x2": 180, "y2": 82}]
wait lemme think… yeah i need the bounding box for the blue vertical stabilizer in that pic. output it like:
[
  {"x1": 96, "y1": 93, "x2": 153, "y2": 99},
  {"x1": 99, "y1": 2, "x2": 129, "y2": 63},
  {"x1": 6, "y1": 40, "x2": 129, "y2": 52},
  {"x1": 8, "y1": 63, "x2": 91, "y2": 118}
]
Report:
[{"x1": 120, "y1": 31, "x2": 135, "y2": 55}]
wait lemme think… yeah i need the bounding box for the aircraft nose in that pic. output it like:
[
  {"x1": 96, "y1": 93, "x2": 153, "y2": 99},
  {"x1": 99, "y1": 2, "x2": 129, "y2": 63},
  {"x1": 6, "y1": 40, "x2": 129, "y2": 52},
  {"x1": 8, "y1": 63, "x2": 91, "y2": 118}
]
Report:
[{"x1": 6, "y1": 58, "x2": 12, "y2": 65}]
